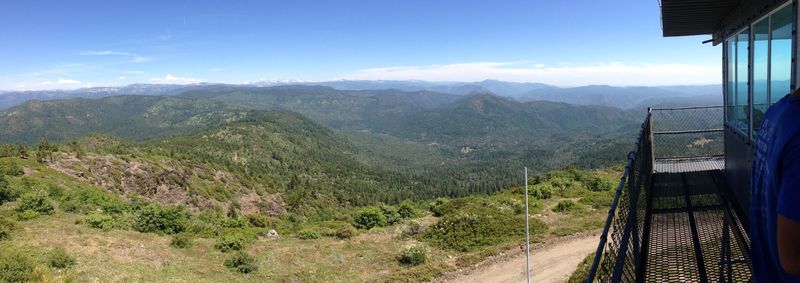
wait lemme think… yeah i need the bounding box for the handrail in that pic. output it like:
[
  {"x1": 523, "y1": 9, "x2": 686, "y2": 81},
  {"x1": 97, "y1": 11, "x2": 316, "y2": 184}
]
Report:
[
  {"x1": 653, "y1": 128, "x2": 724, "y2": 135},
  {"x1": 650, "y1": 105, "x2": 723, "y2": 111},
  {"x1": 585, "y1": 111, "x2": 651, "y2": 282}
]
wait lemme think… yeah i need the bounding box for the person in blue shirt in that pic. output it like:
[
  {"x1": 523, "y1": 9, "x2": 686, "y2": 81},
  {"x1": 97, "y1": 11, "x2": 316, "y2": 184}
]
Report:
[{"x1": 751, "y1": 89, "x2": 800, "y2": 282}]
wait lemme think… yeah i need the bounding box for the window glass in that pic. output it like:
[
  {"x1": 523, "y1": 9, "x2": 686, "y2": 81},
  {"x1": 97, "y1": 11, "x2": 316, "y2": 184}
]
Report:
[
  {"x1": 736, "y1": 31, "x2": 749, "y2": 135},
  {"x1": 726, "y1": 39, "x2": 736, "y2": 126},
  {"x1": 753, "y1": 19, "x2": 769, "y2": 132},
  {"x1": 770, "y1": 5, "x2": 793, "y2": 102}
]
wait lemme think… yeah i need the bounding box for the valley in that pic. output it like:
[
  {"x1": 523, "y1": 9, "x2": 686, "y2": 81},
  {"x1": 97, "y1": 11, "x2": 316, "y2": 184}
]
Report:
[{"x1": 0, "y1": 82, "x2": 711, "y2": 282}]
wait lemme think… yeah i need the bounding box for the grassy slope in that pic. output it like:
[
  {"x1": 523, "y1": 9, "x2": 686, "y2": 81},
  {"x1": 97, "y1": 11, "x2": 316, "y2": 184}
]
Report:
[{"x1": 0, "y1": 158, "x2": 617, "y2": 282}]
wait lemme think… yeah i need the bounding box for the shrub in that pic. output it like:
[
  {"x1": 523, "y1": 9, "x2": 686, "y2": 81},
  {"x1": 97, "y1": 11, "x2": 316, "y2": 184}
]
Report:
[
  {"x1": 215, "y1": 233, "x2": 250, "y2": 252},
  {"x1": 380, "y1": 204, "x2": 402, "y2": 225},
  {"x1": 134, "y1": 204, "x2": 188, "y2": 234},
  {"x1": 59, "y1": 187, "x2": 127, "y2": 214},
  {"x1": 170, "y1": 234, "x2": 193, "y2": 249},
  {"x1": 246, "y1": 214, "x2": 269, "y2": 228},
  {"x1": 397, "y1": 244, "x2": 428, "y2": 266},
  {"x1": 352, "y1": 206, "x2": 387, "y2": 230},
  {"x1": 429, "y1": 198, "x2": 450, "y2": 217},
  {"x1": 15, "y1": 194, "x2": 54, "y2": 215},
  {"x1": 297, "y1": 229, "x2": 320, "y2": 240},
  {"x1": 334, "y1": 226, "x2": 356, "y2": 239},
  {"x1": 0, "y1": 249, "x2": 34, "y2": 282},
  {"x1": 0, "y1": 176, "x2": 17, "y2": 204},
  {"x1": 220, "y1": 217, "x2": 249, "y2": 229},
  {"x1": 224, "y1": 251, "x2": 258, "y2": 274},
  {"x1": 85, "y1": 213, "x2": 115, "y2": 230},
  {"x1": 553, "y1": 200, "x2": 585, "y2": 213},
  {"x1": 530, "y1": 183, "x2": 553, "y2": 199},
  {"x1": 16, "y1": 210, "x2": 40, "y2": 221},
  {"x1": 48, "y1": 247, "x2": 76, "y2": 269},
  {"x1": 586, "y1": 176, "x2": 614, "y2": 192},
  {"x1": 0, "y1": 227, "x2": 8, "y2": 240},
  {"x1": 398, "y1": 200, "x2": 417, "y2": 219},
  {"x1": 422, "y1": 209, "x2": 547, "y2": 252}
]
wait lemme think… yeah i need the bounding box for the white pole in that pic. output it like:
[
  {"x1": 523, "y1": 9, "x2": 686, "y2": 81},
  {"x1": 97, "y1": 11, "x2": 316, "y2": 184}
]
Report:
[{"x1": 525, "y1": 167, "x2": 531, "y2": 283}]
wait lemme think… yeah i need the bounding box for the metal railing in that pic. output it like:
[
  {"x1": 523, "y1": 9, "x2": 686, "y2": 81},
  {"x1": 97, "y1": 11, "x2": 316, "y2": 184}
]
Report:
[
  {"x1": 651, "y1": 106, "x2": 723, "y2": 160},
  {"x1": 585, "y1": 109, "x2": 653, "y2": 282},
  {"x1": 585, "y1": 106, "x2": 728, "y2": 282}
]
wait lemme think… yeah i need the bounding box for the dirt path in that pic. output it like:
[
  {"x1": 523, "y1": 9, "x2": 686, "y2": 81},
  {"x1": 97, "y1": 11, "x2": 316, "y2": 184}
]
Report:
[{"x1": 438, "y1": 232, "x2": 600, "y2": 283}]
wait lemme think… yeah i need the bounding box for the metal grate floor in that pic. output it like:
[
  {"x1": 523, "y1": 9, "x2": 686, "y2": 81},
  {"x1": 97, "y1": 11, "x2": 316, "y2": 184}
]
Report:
[
  {"x1": 643, "y1": 170, "x2": 751, "y2": 282},
  {"x1": 653, "y1": 156, "x2": 725, "y2": 174}
]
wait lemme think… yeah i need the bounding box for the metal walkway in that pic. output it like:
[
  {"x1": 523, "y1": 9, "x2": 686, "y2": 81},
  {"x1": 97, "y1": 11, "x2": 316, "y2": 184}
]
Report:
[
  {"x1": 586, "y1": 106, "x2": 752, "y2": 282},
  {"x1": 644, "y1": 170, "x2": 751, "y2": 282}
]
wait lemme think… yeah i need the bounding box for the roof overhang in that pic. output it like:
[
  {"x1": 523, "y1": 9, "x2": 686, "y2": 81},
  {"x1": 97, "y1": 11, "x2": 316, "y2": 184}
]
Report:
[
  {"x1": 660, "y1": 0, "x2": 741, "y2": 37},
  {"x1": 660, "y1": 0, "x2": 790, "y2": 45}
]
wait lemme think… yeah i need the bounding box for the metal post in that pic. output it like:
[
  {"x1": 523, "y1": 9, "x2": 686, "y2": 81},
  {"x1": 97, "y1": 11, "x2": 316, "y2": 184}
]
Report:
[{"x1": 525, "y1": 167, "x2": 531, "y2": 283}]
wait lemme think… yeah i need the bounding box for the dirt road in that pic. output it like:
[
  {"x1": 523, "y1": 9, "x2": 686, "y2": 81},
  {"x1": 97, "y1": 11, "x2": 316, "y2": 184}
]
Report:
[{"x1": 439, "y1": 233, "x2": 599, "y2": 283}]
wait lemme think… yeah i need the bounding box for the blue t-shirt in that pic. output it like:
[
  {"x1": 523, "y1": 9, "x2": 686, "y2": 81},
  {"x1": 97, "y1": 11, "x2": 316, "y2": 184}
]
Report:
[{"x1": 751, "y1": 96, "x2": 800, "y2": 282}]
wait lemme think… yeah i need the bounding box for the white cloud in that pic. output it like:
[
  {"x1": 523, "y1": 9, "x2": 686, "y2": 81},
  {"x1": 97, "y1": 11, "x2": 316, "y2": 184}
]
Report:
[
  {"x1": 210, "y1": 68, "x2": 225, "y2": 72},
  {"x1": 149, "y1": 74, "x2": 203, "y2": 84},
  {"x1": 339, "y1": 61, "x2": 720, "y2": 86},
  {"x1": 130, "y1": 56, "x2": 153, "y2": 63},
  {"x1": 58, "y1": 78, "x2": 81, "y2": 84},
  {"x1": 79, "y1": 50, "x2": 153, "y2": 63},
  {"x1": 78, "y1": 50, "x2": 132, "y2": 56},
  {"x1": 117, "y1": 76, "x2": 126, "y2": 80}
]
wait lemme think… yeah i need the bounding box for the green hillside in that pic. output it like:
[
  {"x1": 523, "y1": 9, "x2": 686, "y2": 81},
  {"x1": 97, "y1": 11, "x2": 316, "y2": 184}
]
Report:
[{"x1": 0, "y1": 96, "x2": 252, "y2": 144}]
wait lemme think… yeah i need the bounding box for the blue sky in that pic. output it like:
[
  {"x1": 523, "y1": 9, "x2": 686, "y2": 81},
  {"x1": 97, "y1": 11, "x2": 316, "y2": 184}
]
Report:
[{"x1": 0, "y1": 0, "x2": 720, "y2": 90}]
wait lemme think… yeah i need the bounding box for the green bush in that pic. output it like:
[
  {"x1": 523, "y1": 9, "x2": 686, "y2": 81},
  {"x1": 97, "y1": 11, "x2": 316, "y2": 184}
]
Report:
[
  {"x1": 59, "y1": 187, "x2": 127, "y2": 214},
  {"x1": 48, "y1": 247, "x2": 76, "y2": 269},
  {"x1": 0, "y1": 176, "x2": 16, "y2": 205},
  {"x1": 297, "y1": 229, "x2": 320, "y2": 240},
  {"x1": 334, "y1": 226, "x2": 357, "y2": 240},
  {"x1": 134, "y1": 204, "x2": 188, "y2": 234},
  {"x1": 15, "y1": 194, "x2": 54, "y2": 215},
  {"x1": 553, "y1": 200, "x2": 585, "y2": 213},
  {"x1": 85, "y1": 213, "x2": 116, "y2": 230},
  {"x1": 224, "y1": 251, "x2": 258, "y2": 274},
  {"x1": 0, "y1": 160, "x2": 22, "y2": 176},
  {"x1": 380, "y1": 204, "x2": 402, "y2": 225},
  {"x1": 220, "y1": 217, "x2": 249, "y2": 229},
  {"x1": 170, "y1": 234, "x2": 193, "y2": 249},
  {"x1": 246, "y1": 214, "x2": 269, "y2": 228},
  {"x1": 352, "y1": 206, "x2": 387, "y2": 230},
  {"x1": 398, "y1": 200, "x2": 417, "y2": 219},
  {"x1": 16, "y1": 210, "x2": 40, "y2": 221},
  {"x1": 0, "y1": 249, "x2": 34, "y2": 282},
  {"x1": 423, "y1": 209, "x2": 547, "y2": 252},
  {"x1": 429, "y1": 198, "x2": 450, "y2": 217},
  {"x1": 215, "y1": 233, "x2": 251, "y2": 252},
  {"x1": 397, "y1": 244, "x2": 428, "y2": 266},
  {"x1": 530, "y1": 183, "x2": 553, "y2": 199},
  {"x1": 0, "y1": 227, "x2": 8, "y2": 240},
  {"x1": 586, "y1": 176, "x2": 614, "y2": 192}
]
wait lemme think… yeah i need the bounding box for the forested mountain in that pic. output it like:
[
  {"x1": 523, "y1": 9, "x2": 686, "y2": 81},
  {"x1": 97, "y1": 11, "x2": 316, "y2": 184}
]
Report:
[
  {"x1": 0, "y1": 95, "x2": 253, "y2": 144},
  {"x1": 0, "y1": 81, "x2": 719, "y2": 111},
  {"x1": 0, "y1": 89, "x2": 643, "y2": 207}
]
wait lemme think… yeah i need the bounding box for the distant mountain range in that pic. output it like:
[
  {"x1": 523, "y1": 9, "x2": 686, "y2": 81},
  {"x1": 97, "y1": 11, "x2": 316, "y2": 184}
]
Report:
[{"x1": 0, "y1": 80, "x2": 721, "y2": 110}]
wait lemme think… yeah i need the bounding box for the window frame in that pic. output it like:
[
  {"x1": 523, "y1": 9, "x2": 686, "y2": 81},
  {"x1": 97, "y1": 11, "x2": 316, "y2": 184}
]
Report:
[{"x1": 722, "y1": 1, "x2": 796, "y2": 142}]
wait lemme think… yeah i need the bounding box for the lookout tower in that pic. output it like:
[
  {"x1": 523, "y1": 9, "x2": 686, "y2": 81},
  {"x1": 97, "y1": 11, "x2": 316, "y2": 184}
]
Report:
[{"x1": 586, "y1": 0, "x2": 797, "y2": 282}]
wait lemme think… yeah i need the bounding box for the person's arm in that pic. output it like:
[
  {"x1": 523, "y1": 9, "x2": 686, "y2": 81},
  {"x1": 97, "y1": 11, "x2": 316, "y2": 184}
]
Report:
[
  {"x1": 778, "y1": 215, "x2": 800, "y2": 275},
  {"x1": 777, "y1": 135, "x2": 800, "y2": 275}
]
